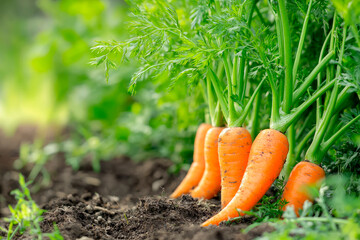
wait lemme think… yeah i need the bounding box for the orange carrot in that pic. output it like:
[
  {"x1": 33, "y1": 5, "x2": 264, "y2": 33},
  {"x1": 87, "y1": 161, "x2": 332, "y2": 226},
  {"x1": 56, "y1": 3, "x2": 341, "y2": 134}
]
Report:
[
  {"x1": 218, "y1": 127, "x2": 252, "y2": 208},
  {"x1": 170, "y1": 123, "x2": 212, "y2": 198},
  {"x1": 282, "y1": 161, "x2": 325, "y2": 215},
  {"x1": 202, "y1": 129, "x2": 289, "y2": 226},
  {"x1": 190, "y1": 127, "x2": 225, "y2": 199}
]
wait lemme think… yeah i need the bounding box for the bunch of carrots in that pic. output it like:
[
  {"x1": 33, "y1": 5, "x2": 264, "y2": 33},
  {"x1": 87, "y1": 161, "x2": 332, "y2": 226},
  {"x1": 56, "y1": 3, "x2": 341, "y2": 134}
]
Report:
[
  {"x1": 93, "y1": 0, "x2": 360, "y2": 227},
  {"x1": 167, "y1": 0, "x2": 360, "y2": 226}
]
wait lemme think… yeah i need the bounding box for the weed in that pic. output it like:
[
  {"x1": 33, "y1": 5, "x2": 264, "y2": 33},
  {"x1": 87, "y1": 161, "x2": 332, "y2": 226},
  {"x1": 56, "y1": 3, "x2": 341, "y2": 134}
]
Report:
[
  {"x1": 244, "y1": 175, "x2": 360, "y2": 240},
  {"x1": 0, "y1": 174, "x2": 63, "y2": 240}
]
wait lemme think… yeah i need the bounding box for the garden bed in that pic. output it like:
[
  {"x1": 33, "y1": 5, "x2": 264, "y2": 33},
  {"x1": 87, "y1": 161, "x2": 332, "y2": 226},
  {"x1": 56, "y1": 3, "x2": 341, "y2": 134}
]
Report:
[{"x1": 0, "y1": 132, "x2": 272, "y2": 240}]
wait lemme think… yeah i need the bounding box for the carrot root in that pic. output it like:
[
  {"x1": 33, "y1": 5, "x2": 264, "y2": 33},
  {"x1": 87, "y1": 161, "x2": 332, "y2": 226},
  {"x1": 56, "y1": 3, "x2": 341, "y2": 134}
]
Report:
[
  {"x1": 282, "y1": 161, "x2": 325, "y2": 215},
  {"x1": 202, "y1": 129, "x2": 289, "y2": 226},
  {"x1": 190, "y1": 127, "x2": 225, "y2": 200},
  {"x1": 218, "y1": 127, "x2": 252, "y2": 208},
  {"x1": 170, "y1": 123, "x2": 212, "y2": 198}
]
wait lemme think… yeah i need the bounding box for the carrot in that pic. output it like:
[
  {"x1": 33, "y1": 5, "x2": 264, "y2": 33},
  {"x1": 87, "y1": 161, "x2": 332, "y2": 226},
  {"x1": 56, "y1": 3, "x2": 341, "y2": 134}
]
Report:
[
  {"x1": 218, "y1": 127, "x2": 252, "y2": 208},
  {"x1": 190, "y1": 127, "x2": 225, "y2": 199},
  {"x1": 202, "y1": 129, "x2": 289, "y2": 226},
  {"x1": 170, "y1": 123, "x2": 212, "y2": 198},
  {"x1": 281, "y1": 161, "x2": 325, "y2": 215}
]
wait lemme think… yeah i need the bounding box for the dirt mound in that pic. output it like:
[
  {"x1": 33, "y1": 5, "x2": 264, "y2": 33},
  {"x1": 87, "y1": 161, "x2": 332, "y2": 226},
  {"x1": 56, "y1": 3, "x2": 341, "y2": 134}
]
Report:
[
  {"x1": 34, "y1": 194, "x2": 272, "y2": 240},
  {"x1": 0, "y1": 129, "x2": 273, "y2": 239},
  {"x1": 0, "y1": 156, "x2": 182, "y2": 215}
]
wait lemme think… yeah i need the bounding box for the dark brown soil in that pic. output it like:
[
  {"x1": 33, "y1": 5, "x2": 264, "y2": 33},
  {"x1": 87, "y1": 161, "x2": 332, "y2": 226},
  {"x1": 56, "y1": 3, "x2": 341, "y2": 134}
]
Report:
[
  {"x1": 36, "y1": 194, "x2": 273, "y2": 240},
  {"x1": 0, "y1": 127, "x2": 274, "y2": 240}
]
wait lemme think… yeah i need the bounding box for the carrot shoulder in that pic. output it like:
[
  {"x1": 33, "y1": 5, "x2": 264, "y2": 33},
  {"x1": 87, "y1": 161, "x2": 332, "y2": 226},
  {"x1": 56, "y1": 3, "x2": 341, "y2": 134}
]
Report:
[
  {"x1": 170, "y1": 123, "x2": 212, "y2": 198},
  {"x1": 202, "y1": 129, "x2": 289, "y2": 226},
  {"x1": 190, "y1": 127, "x2": 225, "y2": 199},
  {"x1": 218, "y1": 127, "x2": 252, "y2": 208},
  {"x1": 282, "y1": 161, "x2": 325, "y2": 215}
]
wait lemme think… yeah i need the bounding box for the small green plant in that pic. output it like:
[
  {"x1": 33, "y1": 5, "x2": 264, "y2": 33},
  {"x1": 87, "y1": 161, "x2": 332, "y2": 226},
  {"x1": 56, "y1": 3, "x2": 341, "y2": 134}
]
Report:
[
  {"x1": 14, "y1": 140, "x2": 59, "y2": 191},
  {"x1": 226, "y1": 178, "x2": 287, "y2": 225},
  {"x1": 0, "y1": 174, "x2": 63, "y2": 240},
  {"x1": 244, "y1": 176, "x2": 360, "y2": 240}
]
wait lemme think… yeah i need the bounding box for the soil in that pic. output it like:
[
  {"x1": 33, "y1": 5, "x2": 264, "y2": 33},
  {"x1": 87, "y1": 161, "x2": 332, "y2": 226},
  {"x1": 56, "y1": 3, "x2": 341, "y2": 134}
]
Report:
[{"x1": 0, "y1": 127, "x2": 274, "y2": 240}]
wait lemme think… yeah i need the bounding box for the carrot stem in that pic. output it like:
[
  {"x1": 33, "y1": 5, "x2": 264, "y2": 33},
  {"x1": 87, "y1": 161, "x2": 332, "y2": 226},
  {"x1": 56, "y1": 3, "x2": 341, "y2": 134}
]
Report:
[
  {"x1": 209, "y1": 68, "x2": 229, "y2": 122},
  {"x1": 306, "y1": 25, "x2": 348, "y2": 162},
  {"x1": 250, "y1": 86, "x2": 262, "y2": 139},
  {"x1": 293, "y1": 0, "x2": 313, "y2": 83},
  {"x1": 272, "y1": 79, "x2": 336, "y2": 132},
  {"x1": 324, "y1": 13, "x2": 337, "y2": 108},
  {"x1": 222, "y1": 52, "x2": 237, "y2": 126},
  {"x1": 293, "y1": 51, "x2": 335, "y2": 103},
  {"x1": 278, "y1": 0, "x2": 293, "y2": 113},
  {"x1": 206, "y1": 73, "x2": 217, "y2": 126},
  {"x1": 316, "y1": 32, "x2": 332, "y2": 129},
  {"x1": 233, "y1": 77, "x2": 266, "y2": 127},
  {"x1": 295, "y1": 126, "x2": 316, "y2": 162},
  {"x1": 320, "y1": 114, "x2": 360, "y2": 156},
  {"x1": 351, "y1": 24, "x2": 360, "y2": 47},
  {"x1": 282, "y1": 125, "x2": 296, "y2": 179}
]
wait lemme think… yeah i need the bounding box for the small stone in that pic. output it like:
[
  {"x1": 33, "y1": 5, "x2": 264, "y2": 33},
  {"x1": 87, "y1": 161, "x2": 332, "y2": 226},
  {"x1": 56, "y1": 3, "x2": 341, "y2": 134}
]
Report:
[{"x1": 76, "y1": 237, "x2": 94, "y2": 240}]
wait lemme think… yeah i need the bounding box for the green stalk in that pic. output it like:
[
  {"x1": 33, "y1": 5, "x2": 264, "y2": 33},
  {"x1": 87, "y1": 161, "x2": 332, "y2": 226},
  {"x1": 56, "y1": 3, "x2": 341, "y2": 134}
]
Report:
[
  {"x1": 306, "y1": 82, "x2": 339, "y2": 158},
  {"x1": 250, "y1": 86, "x2": 262, "y2": 139},
  {"x1": 275, "y1": 10, "x2": 285, "y2": 101},
  {"x1": 293, "y1": 51, "x2": 335, "y2": 103},
  {"x1": 199, "y1": 78, "x2": 208, "y2": 105},
  {"x1": 206, "y1": 74, "x2": 217, "y2": 126},
  {"x1": 222, "y1": 52, "x2": 236, "y2": 126},
  {"x1": 351, "y1": 24, "x2": 360, "y2": 47},
  {"x1": 214, "y1": 102, "x2": 224, "y2": 127},
  {"x1": 278, "y1": 0, "x2": 293, "y2": 113},
  {"x1": 335, "y1": 87, "x2": 353, "y2": 113},
  {"x1": 316, "y1": 32, "x2": 332, "y2": 128},
  {"x1": 233, "y1": 77, "x2": 266, "y2": 127},
  {"x1": 282, "y1": 125, "x2": 296, "y2": 178},
  {"x1": 216, "y1": 61, "x2": 225, "y2": 81},
  {"x1": 307, "y1": 114, "x2": 360, "y2": 163},
  {"x1": 309, "y1": 25, "x2": 346, "y2": 154},
  {"x1": 288, "y1": 217, "x2": 348, "y2": 224},
  {"x1": 295, "y1": 126, "x2": 316, "y2": 162},
  {"x1": 232, "y1": 56, "x2": 240, "y2": 94},
  {"x1": 254, "y1": 4, "x2": 266, "y2": 26},
  {"x1": 214, "y1": 0, "x2": 221, "y2": 14},
  {"x1": 9, "y1": 224, "x2": 20, "y2": 239},
  {"x1": 324, "y1": 113, "x2": 340, "y2": 140},
  {"x1": 325, "y1": 13, "x2": 337, "y2": 107},
  {"x1": 275, "y1": 9, "x2": 285, "y2": 67},
  {"x1": 292, "y1": 0, "x2": 313, "y2": 83},
  {"x1": 208, "y1": 68, "x2": 229, "y2": 121},
  {"x1": 320, "y1": 114, "x2": 360, "y2": 154},
  {"x1": 305, "y1": 25, "x2": 351, "y2": 163},
  {"x1": 200, "y1": 78, "x2": 211, "y2": 124},
  {"x1": 281, "y1": 0, "x2": 314, "y2": 177},
  {"x1": 336, "y1": 25, "x2": 347, "y2": 77},
  {"x1": 247, "y1": 0, "x2": 257, "y2": 27},
  {"x1": 256, "y1": 38, "x2": 280, "y2": 127},
  {"x1": 238, "y1": 56, "x2": 246, "y2": 102},
  {"x1": 238, "y1": 0, "x2": 256, "y2": 102},
  {"x1": 295, "y1": 110, "x2": 315, "y2": 140},
  {"x1": 271, "y1": 79, "x2": 336, "y2": 132}
]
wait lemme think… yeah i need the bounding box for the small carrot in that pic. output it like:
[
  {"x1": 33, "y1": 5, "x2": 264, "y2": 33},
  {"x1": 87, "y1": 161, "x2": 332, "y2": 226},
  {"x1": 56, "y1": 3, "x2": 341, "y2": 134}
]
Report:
[
  {"x1": 191, "y1": 127, "x2": 225, "y2": 199},
  {"x1": 218, "y1": 127, "x2": 252, "y2": 208},
  {"x1": 170, "y1": 123, "x2": 212, "y2": 198},
  {"x1": 202, "y1": 129, "x2": 289, "y2": 226},
  {"x1": 281, "y1": 161, "x2": 325, "y2": 215}
]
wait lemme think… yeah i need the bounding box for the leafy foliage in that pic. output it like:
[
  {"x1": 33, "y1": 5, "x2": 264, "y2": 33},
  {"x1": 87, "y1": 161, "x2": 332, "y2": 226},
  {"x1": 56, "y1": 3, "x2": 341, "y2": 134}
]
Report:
[
  {"x1": 249, "y1": 176, "x2": 360, "y2": 240},
  {"x1": 0, "y1": 175, "x2": 63, "y2": 240}
]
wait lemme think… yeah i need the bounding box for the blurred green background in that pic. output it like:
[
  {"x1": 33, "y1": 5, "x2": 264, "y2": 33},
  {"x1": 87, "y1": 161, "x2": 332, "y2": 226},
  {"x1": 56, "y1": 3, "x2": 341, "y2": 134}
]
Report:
[{"x1": 0, "y1": 0, "x2": 205, "y2": 171}]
